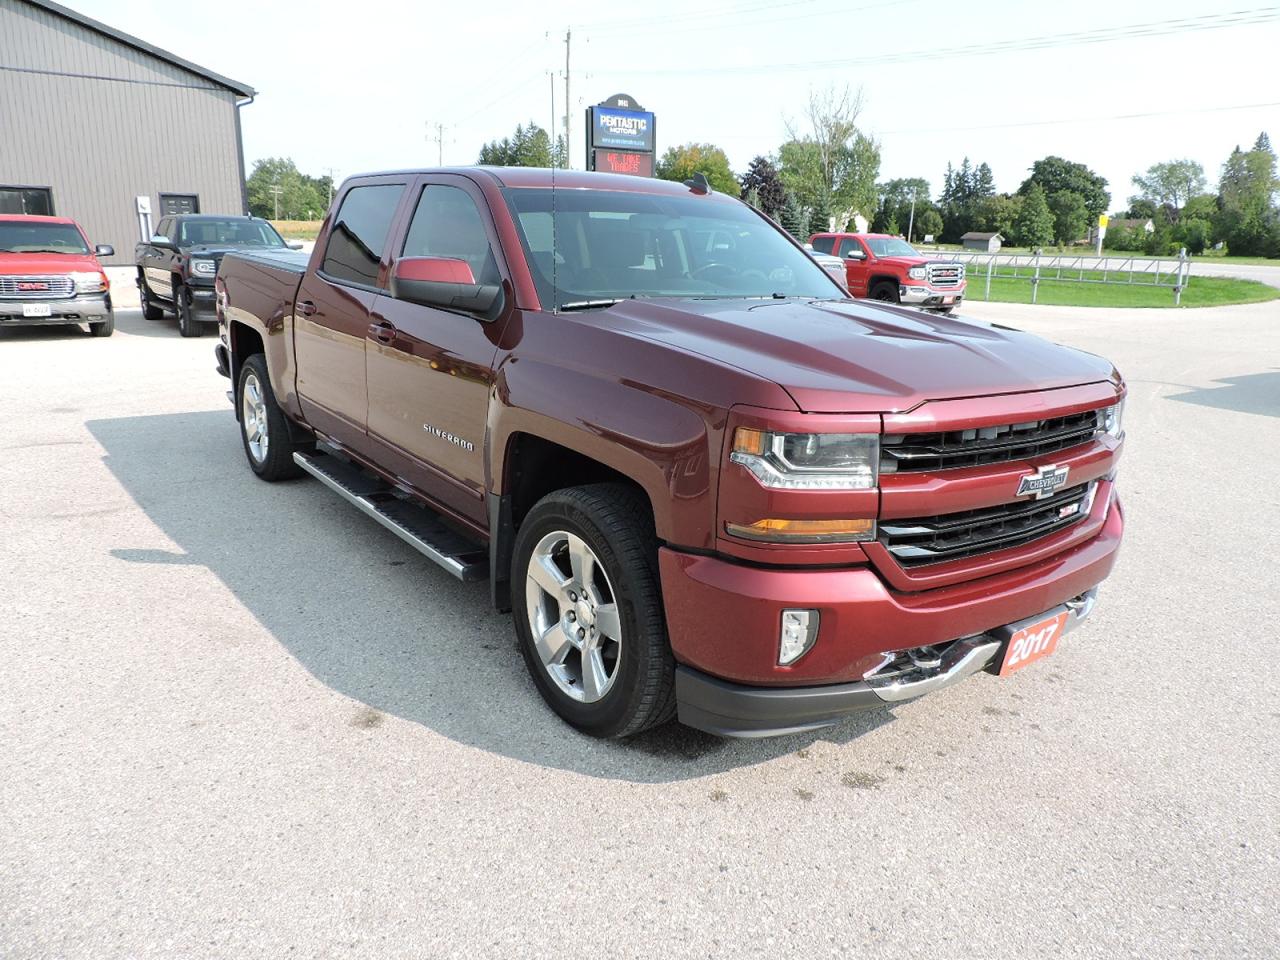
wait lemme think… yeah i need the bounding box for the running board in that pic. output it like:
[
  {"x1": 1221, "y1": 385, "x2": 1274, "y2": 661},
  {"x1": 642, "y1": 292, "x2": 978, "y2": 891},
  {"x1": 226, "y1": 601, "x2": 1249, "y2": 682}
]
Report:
[{"x1": 293, "y1": 449, "x2": 488, "y2": 582}]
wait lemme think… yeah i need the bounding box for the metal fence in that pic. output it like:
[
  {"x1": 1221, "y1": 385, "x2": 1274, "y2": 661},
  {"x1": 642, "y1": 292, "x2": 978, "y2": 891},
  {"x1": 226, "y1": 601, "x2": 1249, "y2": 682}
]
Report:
[{"x1": 921, "y1": 249, "x2": 1192, "y2": 305}]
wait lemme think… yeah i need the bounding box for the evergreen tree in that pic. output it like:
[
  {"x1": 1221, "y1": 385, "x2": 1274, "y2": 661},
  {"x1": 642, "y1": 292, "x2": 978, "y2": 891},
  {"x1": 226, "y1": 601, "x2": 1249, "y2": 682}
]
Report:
[
  {"x1": 778, "y1": 194, "x2": 807, "y2": 240},
  {"x1": 739, "y1": 156, "x2": 787, "y2": 217},
  {"x1": 1255, "y1": 131, "x2": 1273, "y2": 154},
  {"x1": 974, "y1": 163, "x2": 996, "y2": 199}
]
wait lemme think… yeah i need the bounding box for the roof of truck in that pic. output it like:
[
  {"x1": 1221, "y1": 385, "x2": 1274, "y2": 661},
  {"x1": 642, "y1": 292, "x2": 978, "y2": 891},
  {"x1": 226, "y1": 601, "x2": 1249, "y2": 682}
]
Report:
[
  {"x1": 0, "y1": 214, "x2": 80, "y2": 226},
  {"x1": 347, "y1": 167, "x2": 734, "y2": 197}
]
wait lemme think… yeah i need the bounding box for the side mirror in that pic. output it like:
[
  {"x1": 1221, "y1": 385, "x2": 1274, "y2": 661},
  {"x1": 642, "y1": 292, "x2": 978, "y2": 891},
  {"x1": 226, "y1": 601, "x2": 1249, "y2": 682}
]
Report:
[
  {"x1": 94, "y1": 244, "x2": 114, "y2": 257},
  {"x1": 150, "y1": 235, "x2": 175, "y2": 249},
  {"x1": 845, "y1": 249, "x2": 867, "y2": 261},
  {"x1": 286, "y1": 240, "x2": 304, "y2": 251},
  {"x1": 390, "y1": 257, "x2": 503, "y2": 320}
]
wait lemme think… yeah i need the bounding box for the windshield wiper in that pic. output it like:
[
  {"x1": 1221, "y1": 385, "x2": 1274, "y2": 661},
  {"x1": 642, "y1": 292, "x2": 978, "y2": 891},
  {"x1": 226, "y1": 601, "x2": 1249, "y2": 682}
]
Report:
[
  {"x1": 559, "y1": 299, "x2": 623, "y2": 312},
  {"x1": 7, "y1": 248, "x2": 76, "y2": 254}
]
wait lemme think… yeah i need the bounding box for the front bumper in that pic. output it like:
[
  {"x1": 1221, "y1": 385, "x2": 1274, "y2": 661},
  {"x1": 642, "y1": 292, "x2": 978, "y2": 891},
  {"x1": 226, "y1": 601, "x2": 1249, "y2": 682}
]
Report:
[
  {"x1": 661, "y1": 493, "x2": 1123, "y2": 736},
  {"x1": 675, "y1": 589, "x2": 1099, "y2": 737},
  {"x1": 899, "y1": 284, "x2": 964, "y2": 308},
  {"x1": 0, "y1": 293, "x2": 111, "y2": 325},
  {"x1": 188, "y1": 280, "x2": 217, "y2": 316}
]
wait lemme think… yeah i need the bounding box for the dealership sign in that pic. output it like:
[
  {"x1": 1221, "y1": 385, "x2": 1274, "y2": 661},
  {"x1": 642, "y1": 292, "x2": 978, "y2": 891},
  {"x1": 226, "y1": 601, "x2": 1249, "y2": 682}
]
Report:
[{"x1": 587, "y1": 94, "x2": 655, "y2": 177}]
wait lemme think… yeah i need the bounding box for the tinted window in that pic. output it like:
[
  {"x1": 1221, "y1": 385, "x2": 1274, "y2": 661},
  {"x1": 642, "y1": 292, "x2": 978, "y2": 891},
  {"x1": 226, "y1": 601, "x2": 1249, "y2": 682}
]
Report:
[
  {"x1": 0, "y1": 186, "x2": 54, "y2": 216},
  {"x1": 810, "y1": 236, "x2": 835, "y2": 255},
  {"x1": 178, "y1": 219, "x2": 284, "y2": 247},
  {"x1": 402, "y1": 185, "x2": 500, "y2": 285},
  {"x1": 322, "y1": 184, "x2": 404, "y2": 287},
  {"x1": 0, "y1": 221, "x2": 89, "y2": 254}
]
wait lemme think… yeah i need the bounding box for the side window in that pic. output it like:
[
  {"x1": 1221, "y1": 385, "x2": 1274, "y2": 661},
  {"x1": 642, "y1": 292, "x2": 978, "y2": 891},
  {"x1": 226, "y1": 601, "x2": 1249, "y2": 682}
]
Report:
[
  {"x1": 154, "y1": 218, "x2": 171, "y2": 240},
  {"x1": 321, "y1": 184, "x2": 404, "y2": 287},
  {"x1": 401, "y1": 185, "x2": 500, "y2": 285},
  {"x1": 811, "y1": 235, "x2": 835, "y2": 255}
]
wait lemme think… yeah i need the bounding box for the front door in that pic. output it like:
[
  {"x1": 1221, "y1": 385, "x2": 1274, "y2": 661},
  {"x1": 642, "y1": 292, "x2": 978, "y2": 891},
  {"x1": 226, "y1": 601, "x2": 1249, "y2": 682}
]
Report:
[
  {"x1": 141, "y1": 217, "x2": 176, "y2": 300},
  {"x1": 294, "y1": 180, "x2": 408, "y2": 452},
  {"x1": 836, "y1": 236, "x2": 874, "y2": 297},
  {"x1": 365, "y1": 176, "x2": 509, "y2": 525}
]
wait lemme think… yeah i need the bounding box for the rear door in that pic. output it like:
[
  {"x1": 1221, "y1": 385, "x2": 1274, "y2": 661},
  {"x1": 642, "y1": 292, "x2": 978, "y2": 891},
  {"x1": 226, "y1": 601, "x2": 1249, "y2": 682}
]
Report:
[
  {"x1": 294, "y1": 179, "x2": 409, "y2": 452},
  {"x1": 365, "y1": 175, "x2": 509, "y2": 524}
]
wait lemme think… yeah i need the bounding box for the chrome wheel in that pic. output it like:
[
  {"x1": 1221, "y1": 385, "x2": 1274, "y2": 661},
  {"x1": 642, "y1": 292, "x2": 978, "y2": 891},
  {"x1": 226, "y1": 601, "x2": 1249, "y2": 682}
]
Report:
[
  {"x1": 524, "y1": 530, "x2": 622, "y2": 703},
  {"x1": 241, "y1": 371, "x2": 269, "y2": 464}
]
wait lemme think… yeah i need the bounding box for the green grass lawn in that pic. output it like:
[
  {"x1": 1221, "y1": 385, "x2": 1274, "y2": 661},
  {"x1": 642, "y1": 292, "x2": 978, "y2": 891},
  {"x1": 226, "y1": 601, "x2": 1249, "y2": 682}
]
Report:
[
  {"x1": 968, "y1": 273, "x2": 1279, "y2": 308},
  {"x1": 924, "y1": 242, "x2": 1279, "y2": 267}
]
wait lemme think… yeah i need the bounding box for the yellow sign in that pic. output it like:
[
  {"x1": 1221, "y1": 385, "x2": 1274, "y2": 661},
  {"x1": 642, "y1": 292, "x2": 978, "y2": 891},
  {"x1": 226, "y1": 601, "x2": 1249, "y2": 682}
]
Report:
[{"x1": 1098, "y1": 214, "x2": 1110, "y2": 228}]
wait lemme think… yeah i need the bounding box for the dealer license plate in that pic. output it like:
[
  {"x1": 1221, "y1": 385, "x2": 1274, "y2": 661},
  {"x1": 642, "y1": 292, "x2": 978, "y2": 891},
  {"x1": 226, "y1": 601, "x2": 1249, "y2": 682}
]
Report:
[
  {"x1": 22, "y1": 304, "x2": 52, "y2": 317},
  {"x1": 998, "y1": 610, "x2": 1070, "y2": 676},
  {"x1": 943, "y1": 296, "x2": 955, "y2": 304}
]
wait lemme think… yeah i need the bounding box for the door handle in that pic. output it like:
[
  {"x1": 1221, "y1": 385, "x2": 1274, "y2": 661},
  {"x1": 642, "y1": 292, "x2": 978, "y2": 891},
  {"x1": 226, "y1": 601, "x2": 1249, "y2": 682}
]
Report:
[
  {"x1": 297, "y1": 300, "x2": 317, "y2": 317},
  {"x1": 369, "y1": 320, "x2": 397, "y2": 344}
]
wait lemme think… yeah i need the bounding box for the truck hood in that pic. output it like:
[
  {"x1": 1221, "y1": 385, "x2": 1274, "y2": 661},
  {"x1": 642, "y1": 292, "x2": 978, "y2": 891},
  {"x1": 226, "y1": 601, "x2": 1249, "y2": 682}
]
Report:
[
  {"x1": 0, "y1": 252, "x2": 101, "y2": 274},
  {"x1": 604, "y1": 297, "x2": 1118, "y2": 413},
  {"x1": 183, "y1": 245, "x2": 287, "y2": 259}
]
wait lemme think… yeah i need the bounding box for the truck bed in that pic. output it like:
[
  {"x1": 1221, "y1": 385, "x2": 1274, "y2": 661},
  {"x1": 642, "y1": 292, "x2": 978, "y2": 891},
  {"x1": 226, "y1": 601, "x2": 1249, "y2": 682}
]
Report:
[{"x1": 220, "y1": 248, "x2": 310, "y2": 277}]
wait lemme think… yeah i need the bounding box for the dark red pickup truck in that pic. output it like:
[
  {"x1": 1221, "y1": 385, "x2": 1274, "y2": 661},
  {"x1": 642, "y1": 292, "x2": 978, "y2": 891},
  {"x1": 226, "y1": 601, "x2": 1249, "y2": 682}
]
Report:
[{"x1": 215, "y1": 167, "x2": 1125, "y2": 739}]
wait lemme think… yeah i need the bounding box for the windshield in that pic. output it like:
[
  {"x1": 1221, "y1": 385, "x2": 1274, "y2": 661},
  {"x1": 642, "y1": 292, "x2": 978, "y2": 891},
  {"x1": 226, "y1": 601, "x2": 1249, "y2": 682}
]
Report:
[
  {"x1": 0, "y1": 221, "x2": 90, "y2": 254},
  {"x1": 178, "y1": 219, "x2": 285, "y2": 248},
  {"x1": 505, "y1": 188, "x2": 841, "y2": 309},
  {"x1": 864, "y1": 237, "x2": 919, "y2": 258}
]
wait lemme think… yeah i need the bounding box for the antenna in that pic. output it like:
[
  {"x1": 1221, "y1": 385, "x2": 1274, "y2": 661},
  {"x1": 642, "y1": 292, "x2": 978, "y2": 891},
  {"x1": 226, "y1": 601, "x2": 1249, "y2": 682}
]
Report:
[{"x1": 683, "y1": 172, "x2": 712, "y2": 195}]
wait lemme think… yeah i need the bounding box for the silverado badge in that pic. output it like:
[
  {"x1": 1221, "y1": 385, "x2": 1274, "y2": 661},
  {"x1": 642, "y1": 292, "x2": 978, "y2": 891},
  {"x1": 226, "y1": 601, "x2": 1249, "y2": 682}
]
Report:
[{"x1": 1017, "y1": 464, "x2": 1069, "y2": 500}]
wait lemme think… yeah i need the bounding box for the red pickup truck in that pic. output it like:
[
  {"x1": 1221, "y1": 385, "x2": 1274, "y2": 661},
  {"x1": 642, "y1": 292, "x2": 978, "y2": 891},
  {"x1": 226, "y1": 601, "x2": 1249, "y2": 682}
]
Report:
[
  {"x1": 810, "y1": 232, "x2": 966, "y2": 312},
  {"x1": 215, "y1": 168, "x2": 1125, "y2": 739},
  {"x1": 0, "y1": 215, "x2": 115, "y2": 335}
]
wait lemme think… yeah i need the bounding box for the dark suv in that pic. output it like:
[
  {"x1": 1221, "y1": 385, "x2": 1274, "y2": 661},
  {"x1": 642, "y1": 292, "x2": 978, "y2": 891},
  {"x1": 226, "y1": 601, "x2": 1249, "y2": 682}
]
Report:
[{"x1": 135, "y1": 215, "x2": 300, "y2": 336}]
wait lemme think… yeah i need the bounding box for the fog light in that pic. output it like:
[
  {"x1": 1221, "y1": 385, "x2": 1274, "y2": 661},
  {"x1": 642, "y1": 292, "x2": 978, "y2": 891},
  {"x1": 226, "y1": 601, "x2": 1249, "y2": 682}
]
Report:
[{"x1": 779, "y1": 609, "x2": 819, "y2": 665}]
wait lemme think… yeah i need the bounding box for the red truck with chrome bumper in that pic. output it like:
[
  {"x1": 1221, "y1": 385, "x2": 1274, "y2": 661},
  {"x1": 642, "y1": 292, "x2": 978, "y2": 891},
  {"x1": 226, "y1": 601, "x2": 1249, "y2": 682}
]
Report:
[{"x1": 214, "y1": 167, "x2": 1124, "y2": 740}]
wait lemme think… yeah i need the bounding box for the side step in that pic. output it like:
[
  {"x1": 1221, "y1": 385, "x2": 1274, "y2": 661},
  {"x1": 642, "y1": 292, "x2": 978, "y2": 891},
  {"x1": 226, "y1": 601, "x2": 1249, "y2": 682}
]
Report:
[{"x1": 293, "y1": 449, "x2": 489, "y2": 582}]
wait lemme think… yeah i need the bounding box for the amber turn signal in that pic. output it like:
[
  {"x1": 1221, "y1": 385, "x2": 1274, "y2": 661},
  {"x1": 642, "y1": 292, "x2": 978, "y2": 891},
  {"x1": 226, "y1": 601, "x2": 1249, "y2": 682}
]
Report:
[
  {"x1": 731, "y1": 427, "x2": 768, "y2": 456},
  {"x1": 725, "y1": 517, "x2": 875, "y2": 544}
]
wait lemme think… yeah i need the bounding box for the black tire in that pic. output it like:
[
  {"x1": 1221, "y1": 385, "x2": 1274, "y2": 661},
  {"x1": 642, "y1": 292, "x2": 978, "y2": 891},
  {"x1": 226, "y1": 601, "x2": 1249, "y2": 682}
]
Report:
[
  {"x1": 175, "y1": 283, "x2": 202, "y2": 337},
  {"x1": 870, "y1": 280, "x2": 899, "y2": 303},
  {"x1": 139, "y1": 274, "x2": 164, "y2": 321},
  {"x1": 89, "y1": 309, "x2": 115, "y2": 337},
  {"x1": 512, "y1": 484, "x2": 675, "y2": 739},
  {"x1": 236, "y1": 354, "x2": 305, "y2": 481}
]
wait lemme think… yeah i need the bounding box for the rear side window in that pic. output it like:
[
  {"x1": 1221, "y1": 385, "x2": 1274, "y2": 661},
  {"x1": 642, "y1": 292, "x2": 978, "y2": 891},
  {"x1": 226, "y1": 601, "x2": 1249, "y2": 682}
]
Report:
[
  {"x1": 321, "y1": 184, "x2": 404, "y2": 287},
  {"x1": 811, "y1": 236, "x2": 835, "y2": 255},
  {"x1": 401, "y1": 185, "x2": 500, "y2": 285}
]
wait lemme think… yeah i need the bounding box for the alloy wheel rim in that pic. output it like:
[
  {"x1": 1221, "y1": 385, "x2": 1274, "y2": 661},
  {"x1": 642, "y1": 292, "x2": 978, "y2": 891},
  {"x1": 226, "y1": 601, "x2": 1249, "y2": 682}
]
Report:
[
  {"x1": 241, "y1": 372, "x2": 269, "y2": 463},
  {"x1": 524, "y1": 530, "x2": 622, "y2": 704}
]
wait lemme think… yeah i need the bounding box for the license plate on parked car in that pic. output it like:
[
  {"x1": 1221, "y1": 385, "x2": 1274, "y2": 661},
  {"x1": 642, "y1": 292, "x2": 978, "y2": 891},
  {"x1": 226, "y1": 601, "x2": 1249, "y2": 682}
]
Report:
[
  {"x1": 22, "y1": 304, "x2": 52, "y2": 317},
  {"x1": 943, "y1": 296, "x2": 955, "y2": 304},
  {"x1": 998, "y1": 610, "x2": 1070, "y2": 676}
]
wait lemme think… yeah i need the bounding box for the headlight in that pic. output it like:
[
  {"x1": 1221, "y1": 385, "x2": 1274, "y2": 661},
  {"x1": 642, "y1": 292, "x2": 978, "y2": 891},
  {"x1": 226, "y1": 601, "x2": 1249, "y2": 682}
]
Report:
[
  {"x1": 191, "y1": 258, "x2": 217, "y2": 277},
  {"x1": 730, "y1": 428, "x2": 879, "y2": 490},
  {"x1": 908, "y1": 265, "x2": 927, "y2": 280},
  {"x1": 1101, "y1": 399, "x2": 1125, "y2": 438},
  {"x1": 68, "y1": 271, "x2": 106, "y2": 294}
]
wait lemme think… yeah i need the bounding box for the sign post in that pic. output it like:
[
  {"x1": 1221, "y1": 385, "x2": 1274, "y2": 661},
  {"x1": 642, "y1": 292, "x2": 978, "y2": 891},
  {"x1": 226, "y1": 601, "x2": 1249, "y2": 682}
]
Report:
[
  {"x1": 1096, "y1": 213, "x2": 1109, "y2": 257},
  {"x1": 586, "y1": 94, "x2": 656, "y2": 178}
]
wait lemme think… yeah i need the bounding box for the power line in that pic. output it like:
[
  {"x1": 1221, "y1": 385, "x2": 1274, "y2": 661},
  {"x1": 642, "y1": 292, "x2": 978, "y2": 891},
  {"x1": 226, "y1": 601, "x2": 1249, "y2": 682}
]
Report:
[
  {"x1": 585, "y1": 0, "x2": 924, "y2": 39},
  {"x1": 591, "y1": 7, "x2": 1280, "y2": 76},
  {"x1": 878, "y1": 99, "x2": 1280, "y2": 136}
]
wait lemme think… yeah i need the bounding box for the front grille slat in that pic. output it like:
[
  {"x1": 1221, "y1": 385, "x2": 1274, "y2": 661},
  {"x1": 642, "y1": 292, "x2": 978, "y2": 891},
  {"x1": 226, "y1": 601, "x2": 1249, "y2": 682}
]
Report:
[
  {"x1": 880, "y1": 483, "x2": 1094, "y2": 567},
  {"x1": 882, "y1": 409, "x2": 1103, "y2": 473},
  {"x1": 0, "y1": 275, "x2": 75, "y2": 300}
]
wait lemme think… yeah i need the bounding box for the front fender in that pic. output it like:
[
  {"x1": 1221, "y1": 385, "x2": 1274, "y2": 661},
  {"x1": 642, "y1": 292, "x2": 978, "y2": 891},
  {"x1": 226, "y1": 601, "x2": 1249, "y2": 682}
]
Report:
[{"x1": 489, "y1": 356, "x2": 720, "y2": 549}]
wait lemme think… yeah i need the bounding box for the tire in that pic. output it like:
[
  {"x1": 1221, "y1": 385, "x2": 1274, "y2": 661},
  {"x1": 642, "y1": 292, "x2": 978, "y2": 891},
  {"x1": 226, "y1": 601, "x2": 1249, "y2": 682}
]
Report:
[
  {"x1": 175, "y1": 283, "x2": 202, "y2": 338},
  {"x1": 512, "y1": 484, "x2": 676, "y2": 739},
  {"x1": 237, "y1": 354, "x2": 305, "y2": 481},
  {"x1": 870, "y1": 280, "x2": 899, "y2": 303},
  {"x1": 89, "y1": 309, "x2": 115, "y2": 337},
  {"x1": 936, "y1": 306, "x2": 955, "y2": 315},
  {"x1": 139, "y1": 274, "x2": 164, "y2": 321}
]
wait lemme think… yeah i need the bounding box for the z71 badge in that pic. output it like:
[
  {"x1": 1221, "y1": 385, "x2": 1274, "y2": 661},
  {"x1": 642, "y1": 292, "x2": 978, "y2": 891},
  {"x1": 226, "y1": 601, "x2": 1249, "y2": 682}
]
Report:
[{"x1": 1016, "y1": 464, "x2": 1069, "y2": 499}]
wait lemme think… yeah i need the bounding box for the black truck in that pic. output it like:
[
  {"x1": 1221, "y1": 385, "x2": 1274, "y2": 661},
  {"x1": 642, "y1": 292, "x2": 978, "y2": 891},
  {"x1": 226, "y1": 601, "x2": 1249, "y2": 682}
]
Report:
[{"x1": 135, "y1": 215, "x2": 301, "y2": 337}]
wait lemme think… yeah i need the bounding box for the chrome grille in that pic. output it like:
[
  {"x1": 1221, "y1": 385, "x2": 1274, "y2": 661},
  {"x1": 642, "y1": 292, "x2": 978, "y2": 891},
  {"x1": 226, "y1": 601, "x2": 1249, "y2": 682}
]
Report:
[
  {"x1": 0, "y1": 275, "x2": 75, "y2": 300},
  {"x1": 880, "y1": 482, "x2": 1095, "y2": 567},
  {"x1": 882, "y1": 409, "x2": 1103, "y2": 473},
  {"x1": 926, "y1": 262, "x2": 964, "y2": 288}
]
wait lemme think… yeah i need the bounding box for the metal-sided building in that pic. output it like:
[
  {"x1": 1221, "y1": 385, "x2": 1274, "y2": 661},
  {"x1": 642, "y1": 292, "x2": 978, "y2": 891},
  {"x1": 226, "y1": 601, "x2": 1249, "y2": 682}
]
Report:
[{"x1": 0, "y1": 0, "x2": 253, "y2": 263}]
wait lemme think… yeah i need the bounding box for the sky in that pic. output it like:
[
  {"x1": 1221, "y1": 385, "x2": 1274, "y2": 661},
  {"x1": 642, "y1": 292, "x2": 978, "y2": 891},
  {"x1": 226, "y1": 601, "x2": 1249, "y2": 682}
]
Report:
[{"x1": 71, "y1": 0, "x2": 1280, "y2": 212}]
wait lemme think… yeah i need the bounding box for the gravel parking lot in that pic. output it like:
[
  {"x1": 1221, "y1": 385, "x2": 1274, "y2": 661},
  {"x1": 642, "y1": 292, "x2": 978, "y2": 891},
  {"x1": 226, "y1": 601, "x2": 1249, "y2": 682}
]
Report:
[{"x1": 2, "y1": 297, "x2": 1277, "y2": 959}]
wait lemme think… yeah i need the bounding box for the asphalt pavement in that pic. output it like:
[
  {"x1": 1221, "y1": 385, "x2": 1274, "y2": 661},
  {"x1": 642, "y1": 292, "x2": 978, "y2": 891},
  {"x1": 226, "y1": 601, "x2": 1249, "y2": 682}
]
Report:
[{"x1": 1, "y1": 296, "x2": 1277, "y2": 959}]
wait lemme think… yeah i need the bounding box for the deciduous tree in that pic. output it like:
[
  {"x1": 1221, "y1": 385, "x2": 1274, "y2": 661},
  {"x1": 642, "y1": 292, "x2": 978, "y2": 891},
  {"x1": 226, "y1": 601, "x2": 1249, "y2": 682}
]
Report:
[
  {"x1": 1018, "y1": 156, "x2": 1110, "y2": 221},
  {"x1": 655, "y1": 142, "x2": 739, "y2": 195},
  {"x1": 1130, "y1": 160, "x2": 1206, "y2": 223}
]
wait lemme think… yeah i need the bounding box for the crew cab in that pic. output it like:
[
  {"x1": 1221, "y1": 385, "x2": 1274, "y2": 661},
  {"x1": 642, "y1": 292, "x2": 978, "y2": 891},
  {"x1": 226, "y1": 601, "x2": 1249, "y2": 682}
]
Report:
[
  {"x1": 0, "y1": 215, "x2": 114, "y2": 336},
  {"x1": 215, "y1": 168, "x2": 1125, "y2": 739},
  {"x1": 811, "y1": 232, "x2": 966, "y2": 312},
  {"x1": 136, "y1": 215, "x2": 299, "y2": 337}
]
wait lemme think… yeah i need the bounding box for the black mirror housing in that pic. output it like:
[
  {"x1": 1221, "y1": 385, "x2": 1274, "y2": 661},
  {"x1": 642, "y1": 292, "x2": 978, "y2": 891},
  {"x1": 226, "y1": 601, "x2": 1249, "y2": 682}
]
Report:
[
  {"x1": 94, "y1": 244, "x2": 114, "y2": 257},
  {"x1": 391, "y1": 276, "x2": 505, "y2": 321}
]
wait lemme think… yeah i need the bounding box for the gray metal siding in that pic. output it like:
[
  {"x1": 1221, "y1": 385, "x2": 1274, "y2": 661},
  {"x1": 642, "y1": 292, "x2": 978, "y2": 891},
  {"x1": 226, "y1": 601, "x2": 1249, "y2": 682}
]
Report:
[{"x1": 0, "y1": 0, "x2": 247, "y2": 264}]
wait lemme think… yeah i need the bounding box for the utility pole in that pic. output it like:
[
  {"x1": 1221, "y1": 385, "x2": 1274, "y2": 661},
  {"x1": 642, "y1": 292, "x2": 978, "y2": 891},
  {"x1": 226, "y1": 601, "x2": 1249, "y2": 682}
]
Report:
[
  {"x1": 907, "y1": 188, "x2": 917, "y2": 244},
  {"x1": 269, "y1": 182, "x2": 282, "y2": 220},
  {"x1": 550, "y1": 72, "x2": 557, "y2": 168},
  {"x1": 325, "y1": 168, "x2": 335, "y2": 206},
  {"x1": 564, "y1": 28, "x2": 571, "y2": 170},
  {"x1": 426, "y1": 122, "x2": 445, "y2": 166}
]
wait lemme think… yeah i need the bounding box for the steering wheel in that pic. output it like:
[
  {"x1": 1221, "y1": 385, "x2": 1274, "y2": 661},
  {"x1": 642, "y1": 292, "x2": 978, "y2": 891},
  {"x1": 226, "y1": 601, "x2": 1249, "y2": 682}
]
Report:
[{"x1": 691, "y1": 262, "x2": 737, "y2": 280}]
